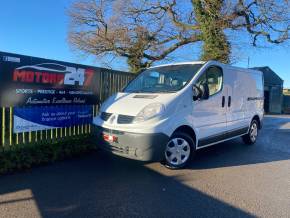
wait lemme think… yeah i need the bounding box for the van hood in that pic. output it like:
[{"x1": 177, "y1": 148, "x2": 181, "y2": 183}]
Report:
[{"x1": 101, "y1": 92, "x2": 175, "y2": 116}]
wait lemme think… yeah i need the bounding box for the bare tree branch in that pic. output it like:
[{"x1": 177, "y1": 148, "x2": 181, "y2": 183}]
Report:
[{"x1": 68, "y1": 0, "x2": 290, "y2": 71}]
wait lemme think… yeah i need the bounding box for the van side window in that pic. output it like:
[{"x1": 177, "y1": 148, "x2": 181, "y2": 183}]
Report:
[
  {"x1": 196, "y1": 66, "x2": 223, "y2": 96},
  {"x1": 207, "y1": 67, "x2": 223, "y2": 96}
]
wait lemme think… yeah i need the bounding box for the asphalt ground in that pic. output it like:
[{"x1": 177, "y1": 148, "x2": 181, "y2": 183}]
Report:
[{"x1": 0, "y1": 115, "x2": 289, "y2": 218}]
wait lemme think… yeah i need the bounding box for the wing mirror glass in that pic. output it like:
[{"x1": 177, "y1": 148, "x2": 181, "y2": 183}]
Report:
[
  {"x1": 201, "y1": 83, "x2": 209, "y2": 100},
  {"x1": 192, "y1": 85, "x2": 202, "y2": 101},
  {"x1": 192, "y1": 83, "x2": 209, "y2": 101}
]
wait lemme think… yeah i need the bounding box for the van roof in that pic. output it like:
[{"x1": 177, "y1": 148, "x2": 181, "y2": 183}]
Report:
[
  {"x1": 148, "y1": 61, "x2": 262, "y2": 76},
  {"x1": 148, "y1": 61, "x2": 206, "y2": 69}
]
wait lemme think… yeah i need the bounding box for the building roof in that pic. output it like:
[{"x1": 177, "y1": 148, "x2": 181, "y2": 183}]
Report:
[{"x1": 252, "y1": 66, "x2": 284, "y2": 86}]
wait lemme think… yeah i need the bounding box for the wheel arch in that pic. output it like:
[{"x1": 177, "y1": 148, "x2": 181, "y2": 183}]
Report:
[
  {"x1": 252, "y1": 114, "x2": 261, "y2": 129},
  {"x1": 172, "y1": 125, "x2": 197, "y2": 149}
]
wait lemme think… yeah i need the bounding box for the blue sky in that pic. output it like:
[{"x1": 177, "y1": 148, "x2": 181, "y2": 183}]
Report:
[{"x1": 0, "y1": 0, "x2": 289, "y2": 87}]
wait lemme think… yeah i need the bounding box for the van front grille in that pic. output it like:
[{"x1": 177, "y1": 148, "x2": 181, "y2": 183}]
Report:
[
  {"x1": 100, "y1": 112, "x2": 112, "y2": 121},
  {"x1": 117, "y1": 115, "x2": 135, "y2": 124}
]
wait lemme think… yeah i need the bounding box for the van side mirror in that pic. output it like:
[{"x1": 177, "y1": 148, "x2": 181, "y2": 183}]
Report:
[
  {"x1": 192, "y1": 85, "x2": 202, "y2": 101},
  {"x1": 192, "y1": 83, "x2": 209, "y2": 101},
  {"x1": 201, "y1": 83, "x2": 209, "y2": 100}
]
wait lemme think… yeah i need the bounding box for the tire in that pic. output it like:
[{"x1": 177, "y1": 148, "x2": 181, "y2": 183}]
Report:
[
  {"x1": 163, "y1": 132, "x2": 195, "y2": 169},
  {"x1": 242, "y1": 120, "x2": 259, "y2": 145}
]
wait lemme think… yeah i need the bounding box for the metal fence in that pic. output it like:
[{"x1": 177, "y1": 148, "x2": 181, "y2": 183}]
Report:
[
  {"x1": 98, "y1": 70, "x2": 135, "y2": 102},
  {"x1": 0, "y1": 71, "x2": 135, "y2": 147}
]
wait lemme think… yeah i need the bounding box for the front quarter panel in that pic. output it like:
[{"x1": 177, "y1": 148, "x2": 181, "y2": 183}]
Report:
[{"x1": 158, "y1": 91, "x2": 198, "y2": 139}]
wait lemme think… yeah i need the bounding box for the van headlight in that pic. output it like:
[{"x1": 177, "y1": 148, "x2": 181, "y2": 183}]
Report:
[{"x1": 134, "y1": 103, "x2": 165, "y2": 123}]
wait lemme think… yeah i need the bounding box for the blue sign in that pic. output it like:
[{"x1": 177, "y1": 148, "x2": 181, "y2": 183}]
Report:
[{"x1": 14, "y1": 105, "x2": 93, "y2": 133}]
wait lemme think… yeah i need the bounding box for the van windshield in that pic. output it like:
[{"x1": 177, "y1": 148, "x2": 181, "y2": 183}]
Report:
[{"x1": 124, "y1": 64, "x2": 203, "y2": 93}]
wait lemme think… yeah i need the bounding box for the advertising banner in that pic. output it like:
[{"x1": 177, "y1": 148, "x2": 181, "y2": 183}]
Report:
[
  {"x1": 0, "y1": 52, "x2": 100, "y2": 133},
  {"x1": 13, "y1": 105, "x2": 93, "y2": 133},
  {"x1": 0, "y1": 52, "x2": 100, "y2": 107}
]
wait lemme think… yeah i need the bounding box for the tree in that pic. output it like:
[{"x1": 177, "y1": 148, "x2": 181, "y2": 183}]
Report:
[
  {"x1": 192, "y1": 0, "x2": 231, "y2": 63},
  {"x1": 161, "y1": 0, "x2": 290, "y2": 63},
  {"x1": 68, "y1": 0, "x2": 201, "y2": 73},
  {"x1": 68, "y1": 0, "x2": 290, "y2": 72}
]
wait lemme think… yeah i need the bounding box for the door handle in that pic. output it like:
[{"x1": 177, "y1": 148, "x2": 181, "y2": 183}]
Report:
[
  {"x1": 228, "y1": 96, "x2": 231, "y2": 107},
  {"x1": 222, "y1": 96, "x2": 225, "y2": 107}
]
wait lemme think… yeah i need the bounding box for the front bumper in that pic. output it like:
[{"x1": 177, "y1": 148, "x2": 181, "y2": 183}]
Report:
[{"x1": 93, "y1": 125, "x2": 169, "y2": 161}]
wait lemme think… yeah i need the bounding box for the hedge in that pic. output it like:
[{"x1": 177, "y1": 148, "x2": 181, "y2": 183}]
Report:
[{"x1": 0, "y1": 136, "x2": 96, "y2": 175}]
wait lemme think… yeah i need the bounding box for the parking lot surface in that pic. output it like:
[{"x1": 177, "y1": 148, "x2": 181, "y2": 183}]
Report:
[{"x1": 0, "y1": 115, "x2": 290, "y2": 218}]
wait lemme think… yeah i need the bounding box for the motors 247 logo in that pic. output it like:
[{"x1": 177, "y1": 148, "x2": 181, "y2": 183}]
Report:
[{"x1": 12, "y1": 63, "x2": 94, "y2": 87}]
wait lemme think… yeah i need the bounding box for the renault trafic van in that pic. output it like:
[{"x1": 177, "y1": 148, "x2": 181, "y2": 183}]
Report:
[{"x1": 93, "y1": 61, "x2": 264, "y2": 169}]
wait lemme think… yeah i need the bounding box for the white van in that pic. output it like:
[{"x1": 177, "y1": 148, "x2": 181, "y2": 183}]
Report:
[{"x1": 93, "y1": 61, "x2": 264, "y2": 169}]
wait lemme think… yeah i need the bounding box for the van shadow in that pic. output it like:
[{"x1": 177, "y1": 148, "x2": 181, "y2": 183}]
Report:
[
  {"x1": 185, "y1": 115, "x2": 290, "y2": 170},
  {"x1": 0, "y1": 151, "x2": 254, "y2": 218},
  {"x1": 0, "y1": 116, "x2": 289, "y2": 217},
  {"x1": 187, "y1": 130, "x2": 290, "y2": 170}
]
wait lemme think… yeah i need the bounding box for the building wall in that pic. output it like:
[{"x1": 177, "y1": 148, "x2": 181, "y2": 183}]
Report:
[
  {"x1": 283, "y1": 95, "x2": 290, "y2": 114},
  {"x1": 283, "y1": 88, "x2": 290, "y2": 114},
  {"x1": 265, "y1": 84, "x2": 283, "y2": 114}
]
